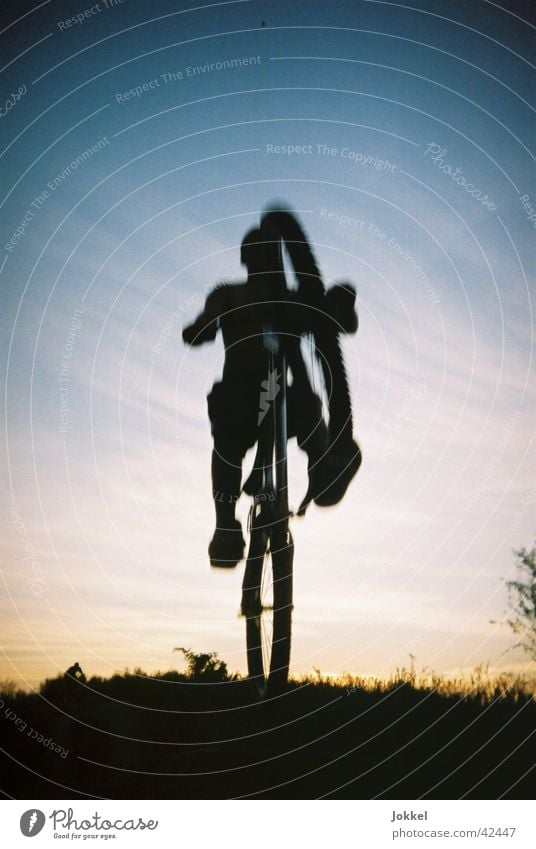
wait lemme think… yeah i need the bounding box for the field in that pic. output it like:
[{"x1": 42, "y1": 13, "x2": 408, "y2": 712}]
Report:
[{"x1": 1, "y1": 660, "x2": 534, "y2": 799}]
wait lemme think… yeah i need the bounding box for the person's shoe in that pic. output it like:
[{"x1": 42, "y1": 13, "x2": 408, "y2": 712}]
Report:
[
  {"x1": 209, "y1": 520, "x2": 245, "y2": 568},
  {"x1": 314, "y1": 439, "x2": 362, "y2": 507},
  {"x1": 242, "y1": 465, "x2": 262, "y2": 497}
]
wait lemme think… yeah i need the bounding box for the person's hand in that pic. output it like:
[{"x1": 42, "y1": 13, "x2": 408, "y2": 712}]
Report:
[
  {"x1": 325, "y1": 282, "x2": 358, "y2": 334},
  {"x1": 182, "y1": 319, "x2": 218, "y2": 346},
  {"x1": 182, "y1": 323, "x2": 196, "y2": 345}
]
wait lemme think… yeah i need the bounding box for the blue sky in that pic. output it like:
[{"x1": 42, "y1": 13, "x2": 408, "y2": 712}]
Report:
[{"x1": 1, "y1": 0, "x2": 535, "y2": 688}]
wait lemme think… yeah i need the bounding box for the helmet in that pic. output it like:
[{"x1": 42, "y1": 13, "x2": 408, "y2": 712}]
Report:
[
  {"x1": 240, "y1": 227, "x2": 264, "y2": 269},
  {"x1": 240, "y1": 226, "x2": 282, "y2": 274}
]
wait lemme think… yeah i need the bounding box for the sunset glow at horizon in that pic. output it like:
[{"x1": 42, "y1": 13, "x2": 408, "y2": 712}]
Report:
[{"x1": 1, "y1": 0, "x2": 534, "y2": 691}]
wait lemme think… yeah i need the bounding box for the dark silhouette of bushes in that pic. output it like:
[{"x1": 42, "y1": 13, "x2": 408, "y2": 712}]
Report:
[
  {"x1": 1, "y1": 657, "x2": 534, "y2": 800},
  {"x1": 173, "y1": 647, "x2": 232, "y2": 681}
]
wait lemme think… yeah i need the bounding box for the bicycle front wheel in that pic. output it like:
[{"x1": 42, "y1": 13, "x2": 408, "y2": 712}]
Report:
[{"x1": 242, "y1": 522, "x2": 293, "y2": 699}]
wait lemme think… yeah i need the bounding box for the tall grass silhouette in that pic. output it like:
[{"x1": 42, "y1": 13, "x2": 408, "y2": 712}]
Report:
[{"x1": 1, "y1": 653, "x2": 534, "y2": 799}]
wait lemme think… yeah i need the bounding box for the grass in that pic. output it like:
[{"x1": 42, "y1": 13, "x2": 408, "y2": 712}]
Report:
[
  {"x1": 301, "y1": 661, "x2": 535, "y2": 704},
  {"x1": 1, "y1": 657, "x2": 534, "y2": 799}
]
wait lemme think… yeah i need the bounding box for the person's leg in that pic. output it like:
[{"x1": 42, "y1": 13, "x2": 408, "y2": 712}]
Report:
[
  {"x1": 313, "y1": 434, "x2": 362, "y2": 507},
  {"x1": 289, "y1": 384, "x2": 361, "y2": 512},
  {"x1": 207, "y1": 380, "x2": 257, "y2": 567},
  {"x1": 208, "y1": 436, "x2": 246, "y2": 567}
]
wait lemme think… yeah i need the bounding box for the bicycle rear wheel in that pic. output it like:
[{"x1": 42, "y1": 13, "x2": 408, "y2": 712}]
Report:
[{"x1": 242, "y1": 521, "x2": 293, "y2": 698}]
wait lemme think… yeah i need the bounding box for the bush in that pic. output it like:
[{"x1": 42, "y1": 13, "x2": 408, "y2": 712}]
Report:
[
  {"x1": 506, "y1": 545, "x2": 536, "y2": 660},
  {"x1": 173, "y1": 647, "x2": 230, "y2": 681}
]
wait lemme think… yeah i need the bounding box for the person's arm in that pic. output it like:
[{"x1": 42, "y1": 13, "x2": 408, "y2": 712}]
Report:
[
  {"x1": 182, "y1": 287, "x2": 225, "y2": 346},
  {"x1": 325, "y1": 282, "x2": 358, "y2": 334}
]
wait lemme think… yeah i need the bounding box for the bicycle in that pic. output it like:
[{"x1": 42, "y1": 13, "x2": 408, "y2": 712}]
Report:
[
  {"x1": 183, "y1": 208, "x2": 359, "y2": 698},
  {"x1": 240, "y1": 332, "x2": 294, "y2": 699}
]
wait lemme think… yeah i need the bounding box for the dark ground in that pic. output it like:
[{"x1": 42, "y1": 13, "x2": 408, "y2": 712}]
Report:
[{"x1": 1, "y1": 669, "x2": 534, "y2": 799}]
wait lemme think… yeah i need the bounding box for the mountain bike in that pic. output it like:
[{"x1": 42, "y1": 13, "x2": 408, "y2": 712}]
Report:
[{"x1": 240, "y1": 334, "x2": 293, "y2": 699}]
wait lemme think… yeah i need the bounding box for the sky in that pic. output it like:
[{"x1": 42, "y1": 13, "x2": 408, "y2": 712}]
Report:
[{"x1": 1, "y1": 0, "x2": 535, "y2": 690}]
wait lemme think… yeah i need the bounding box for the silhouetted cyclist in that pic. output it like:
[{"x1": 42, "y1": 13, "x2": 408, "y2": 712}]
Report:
[
  {"x1": 182, "y1": 210, "x2": 361, "y2": 567},
  {"x1": 64, "y1": 662, "x2": 86, "y2": 682}
]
